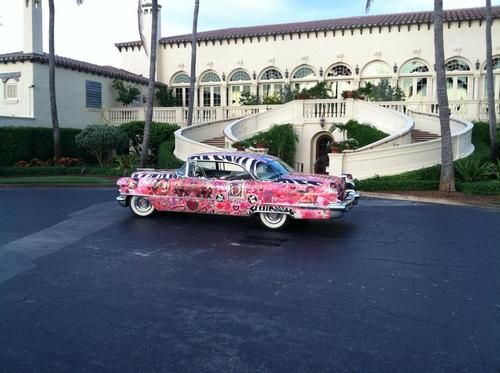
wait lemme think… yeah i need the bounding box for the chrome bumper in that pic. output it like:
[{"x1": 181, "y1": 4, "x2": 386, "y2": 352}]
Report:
[
  {"x1": 116, "y1": 195, "x2": 128, "y2": 207},
  {"x1": 329, "y1": 190, "x2": 361, "y2": 218}
]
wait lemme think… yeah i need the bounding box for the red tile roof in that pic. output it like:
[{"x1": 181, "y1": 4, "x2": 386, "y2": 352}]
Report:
[
  {"x1": 0, "y1": 52, "x2": 165, "y2": 86},
  {"x1": 115, "y1": 6, "x2": 500, "y2": 48}
]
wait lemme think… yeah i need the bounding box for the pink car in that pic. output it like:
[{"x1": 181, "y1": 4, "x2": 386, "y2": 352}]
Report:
[{"x1": 116, "y1": 152, "x2": 360, "y2": 230}]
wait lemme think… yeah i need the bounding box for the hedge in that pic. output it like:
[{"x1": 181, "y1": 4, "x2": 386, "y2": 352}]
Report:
[
  {"x1": 157, "y1": 140, "x2": 184, "y2": 169},
  {"x1": 0, "y1": 166, "x2": 122, "y2": 177},
  {"x1": 0, "y1": 127, "x2": 95, "y2": 166},
  {"x1": 456, "y1": 180, "x2": 500, "y2": 195},
  {"x1": 119, "y1": 121, "x2": 179, "y2": 156},
  {"x1": 356, "y1": 178, "x2": 439, "y2": 192}
]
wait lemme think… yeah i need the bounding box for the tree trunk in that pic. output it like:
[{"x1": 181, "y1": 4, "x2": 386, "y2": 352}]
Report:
[
  {"x1": 485, "y1": 0, "x2": 498, "y2": 160},
  {"x1": 434, "y1": 0, "x2": 455, "y2": 192},
  {"x1": 186, "y1": 0, "x2": 200, "y2": 127},
  {"x1": 139, "y1": 0, "x2": 158, "y2": 168},
  {"x1": 48, "y1": 0, "x2": 61, "y2": 160}
]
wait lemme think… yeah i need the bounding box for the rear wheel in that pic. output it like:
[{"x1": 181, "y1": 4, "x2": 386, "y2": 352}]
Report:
[
  {"x1": 130, "y1": 196, "x2": 155, "y2": 217},
  {"x1": 258, "y1": 212, "x2": 290, "y2": 230}
]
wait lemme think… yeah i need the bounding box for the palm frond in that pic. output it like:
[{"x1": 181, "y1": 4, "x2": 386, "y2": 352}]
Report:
[
  {"x1": 137, "y1": 0, "x2": 149, "y2": 56},
  {"x1": 76, "y1": 0, "x2": 84, "y2": 5},
  {"x1": 365, "y1": 0, "x2": 374, "y2": 13}
]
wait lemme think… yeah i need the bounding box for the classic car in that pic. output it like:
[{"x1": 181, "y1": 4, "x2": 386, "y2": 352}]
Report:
[{"x1": 116, "y1": 152, "x2": 360, "y2": 230}]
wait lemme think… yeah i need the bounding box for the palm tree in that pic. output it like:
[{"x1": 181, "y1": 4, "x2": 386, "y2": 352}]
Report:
[
  {"x1": 433, "y1": 0, "x2": 455, "y2": 191},
  {"x1": 485, "y1": 0, "x2": 498, "y2": 160},
  {"x1": 138, "y1": 0, "x2": 159, "y2": 167},
  {"x1": 48, "y1": 0, "x2": 83, "y2": 160},
  {"x1": 366, "y1": 0, "x2": 454, "y2": 191},
  {"x1": 186, "y1": 0, "x2": 200, "y2": 127}
]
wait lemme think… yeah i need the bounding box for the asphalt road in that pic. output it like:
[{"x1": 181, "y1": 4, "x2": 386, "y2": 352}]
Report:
[{"x1": 0, "y1": 188, "x2": 499, "y2": 373}]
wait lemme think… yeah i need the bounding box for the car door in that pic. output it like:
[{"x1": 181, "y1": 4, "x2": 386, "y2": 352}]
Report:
[{"x1": 174, "y1": 160, "x2": 216, "y2": 214}]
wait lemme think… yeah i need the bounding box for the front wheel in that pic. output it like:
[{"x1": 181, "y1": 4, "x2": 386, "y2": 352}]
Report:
[
  {"x1": 258, "y1": 212, "x2": 290, "y2": 230},
  {"x1": 130, "y1": 196, "x2": 155, "y2": 217}
]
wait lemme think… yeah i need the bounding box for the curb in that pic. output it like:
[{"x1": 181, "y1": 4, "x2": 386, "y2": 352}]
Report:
[{"x1": 362, "y1": 192, "x2": 500, "y2": 209}]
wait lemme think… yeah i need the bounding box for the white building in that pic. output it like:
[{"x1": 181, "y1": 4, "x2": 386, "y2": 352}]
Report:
[
  {"x1": 115, "y1": 5, "x2": 500, "y2": 120},
  {"x1": 0, "y1": 0, "x2": 155, "y2": 128}
]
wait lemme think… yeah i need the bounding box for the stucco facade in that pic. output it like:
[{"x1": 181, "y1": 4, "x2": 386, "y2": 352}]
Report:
[{"x1": 116, "y1": 6, "x2": 500, "y2": 110}]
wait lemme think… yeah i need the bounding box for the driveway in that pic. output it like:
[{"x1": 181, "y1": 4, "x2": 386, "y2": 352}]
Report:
[{"x1": 0, "y1": 188, "x2": 499, "y2": 372}]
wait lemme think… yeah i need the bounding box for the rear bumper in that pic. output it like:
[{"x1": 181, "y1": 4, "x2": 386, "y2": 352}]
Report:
[{"x1": 328, "y1": 191, "x2": 360, "y2": 218}]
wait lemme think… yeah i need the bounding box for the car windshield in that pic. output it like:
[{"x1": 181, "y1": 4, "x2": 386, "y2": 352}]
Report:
[
  {"x1": 255, "y1": 160, "x2": 290, "y2": 181},
  {"x1": 176, "y1": 162, "x2": 186, "y2": 177}
]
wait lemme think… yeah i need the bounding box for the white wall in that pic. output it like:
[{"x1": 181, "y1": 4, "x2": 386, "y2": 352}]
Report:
[
  {"x1": 118, "y1": 18, "x2": 500, "y2": 101},
  {"x1": 0, "y1": 61, "x2": 149, "y2": 128}
]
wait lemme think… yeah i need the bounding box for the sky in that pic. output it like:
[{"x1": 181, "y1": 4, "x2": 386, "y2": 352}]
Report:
[{"x1": 1, "y1": 0, "x2": 499, "y2": 67}]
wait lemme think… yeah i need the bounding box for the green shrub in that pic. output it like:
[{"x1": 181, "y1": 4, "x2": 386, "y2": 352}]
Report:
[
  {"x1": 157, "y1": 140, "x2": 184, "y2": 169},
  {"x1": 112, "y1": 80, "x2": 141, "y2": 106},
  {"x1": 357, "y1": 177, "x2": 439, "y2": 191},
  {"x1": 0, "y1": 127, "x2": 96, "y2": 166},
  {"x1": 241, "y1": 124, "x2": 298, "y2": 166},
  {"x1": 0, "y1": 166, "x2": 122, "y2": 177},
  {"x1": 457, "y1": 181, "x2": 500, "y2": 195},
  {"x1": 338, "y1": 120, "x2": 389, "y2": 148},
  {"x1": 454, "y1": 159, "x2": 495, "y2": 182},
  {"x1": 75, "y1": 125, "x2": 128, "y2": 167},
  {"x1": 119, "y1": 121, "x2": 179, "y2": 157},
  {"x1": 113, "y1": 154, "x2": 139, "y2": 176}
]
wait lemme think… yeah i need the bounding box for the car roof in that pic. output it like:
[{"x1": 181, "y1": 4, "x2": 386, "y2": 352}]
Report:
[{"x1": 188, "y1": 151, "x2": 277, "y2": 164}]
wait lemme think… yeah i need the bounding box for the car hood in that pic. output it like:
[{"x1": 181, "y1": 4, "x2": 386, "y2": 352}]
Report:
[{"x1": 278, "y1": 172, "x2": 344, "y2": 187}]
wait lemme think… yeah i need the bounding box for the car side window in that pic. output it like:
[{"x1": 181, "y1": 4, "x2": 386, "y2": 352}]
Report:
[{"x1": 218, "y1": 162, "x2": 253, "y2": 181}]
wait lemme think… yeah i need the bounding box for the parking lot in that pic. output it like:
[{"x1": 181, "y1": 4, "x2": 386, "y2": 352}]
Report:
[{"x1": 0, "y1": 188, "x2": 499, "y2": 372}]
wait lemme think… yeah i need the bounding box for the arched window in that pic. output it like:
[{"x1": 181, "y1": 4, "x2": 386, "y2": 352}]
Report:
[
  {"x1": 482, "y1": 56, "x2": 500, "y2": 100},
  {"x1": 228, "y1": 70, "x2": 252, "y2": 106},
  {"x1": 293, "y1": 66, "x2": 316, "y2": 79},
  {"x1": 172, "y1": 73, "x2": 190, "y2": 84},
  {"x1": 445, "y1": 58, "x2": 471, "y2": 72},
  {"x1": 260, "y1": 68, "x2": 283, "y2": 80},
  {"x1": 230, "y1": 70, "x2": 251, "y2": 82},
  {"x1": 360, "y1": 61, "x2": 392, "y2": 88},
  {"x1": 445, "y1": 58, "x2": 471, "y2": 100},
  {"x1": 399, "y1": 60, "x2": 430, "y2": 100},
  {"x1": 291, "y1": 66, "x2": 317, "y2": 91},
  {"x1": 200, "y1": 71, "x2": 221, "y2": 83},
  {"x1": 362, "y1": 61, "x2": 392, "y2": 76},
  {"x1": 400, "y1": 60, "x2": 430, "y2": 74},
  {"x1": 171, "y1": 73, "x2": 191, "y2": 107},
  {"x1": 483, "y1": 57, "x2": 500, "y2": 70},
  {"x1": 326, "y1": 64, "x2": 353, "y2": 99},
  {"x1": 259, "y1": 68, "x2": 284, "y2": 100},
  {"x1": 326, "y1": 65, "x2": 352, "y2": 77},
  {"x1": 198, "y1": 71, "x2": 221, "y2": 107}
]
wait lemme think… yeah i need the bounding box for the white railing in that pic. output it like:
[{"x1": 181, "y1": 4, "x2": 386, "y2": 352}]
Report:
[
  {"x1": 103, "y1": 105, "x2": 271, "y2": 126},
  {"x1": 174, "y1": 119, "x2": 235, "y2": 161},
  {"x1": 328, "y1": 112, "x2": 474, "y2": 179},
  {"x1": 377, "y1": 99, "x2": 500, "y2": 122}
]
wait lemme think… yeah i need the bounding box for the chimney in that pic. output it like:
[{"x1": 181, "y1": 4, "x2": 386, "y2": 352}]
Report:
[
  {"x1": 141, "y1": 2, "x2": 162, "y2": 54},
  {"x1": 24, "y1": 0, "x2": 43, "y2": 54}
]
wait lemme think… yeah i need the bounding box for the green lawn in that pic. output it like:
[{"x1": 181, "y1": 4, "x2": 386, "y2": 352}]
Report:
[{"x1": 0, "y1": 176, "x2": 115, "y2": 185}]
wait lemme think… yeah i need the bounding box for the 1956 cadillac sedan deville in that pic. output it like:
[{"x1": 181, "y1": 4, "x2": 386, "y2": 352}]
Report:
[{"x1": 116, "y1": 151, "x2": 360, "y2": 230}]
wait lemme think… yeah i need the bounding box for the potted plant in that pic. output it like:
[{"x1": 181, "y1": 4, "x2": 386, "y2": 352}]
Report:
[{"x1": 231, "y1": 141, "x2": 246, "y2": 151}]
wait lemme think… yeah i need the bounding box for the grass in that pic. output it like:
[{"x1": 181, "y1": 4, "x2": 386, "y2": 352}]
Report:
[{"x1": 0, "y1": 176, "x2": 115, "y2": 185}]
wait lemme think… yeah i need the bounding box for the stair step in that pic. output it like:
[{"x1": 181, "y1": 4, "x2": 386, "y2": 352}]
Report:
[
  {"x1": 411, "y1": 129, "x2": 439, "y2": 143},
  {"x1": 201, "y1": 136, "x2": 225, "y2": 148}
]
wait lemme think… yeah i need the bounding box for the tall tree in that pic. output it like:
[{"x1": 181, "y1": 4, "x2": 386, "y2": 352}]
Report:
[
  {"x1": 366, "y1": 0, "x2": 455, "y2": 191},
  {"x1": 186, "y1": 0, "x2": 200, "y2": 127},
  {"x1": 485, "y1": 0, "x2": 498, "y2": 160},
  {"x1": 138, "y1": 0, "x2": 159, "y2": 167},
  {"x1": 433, "y1": 0, "x2": 455, "y2": 191},
  {"x1": 48, "y1": 0, "x2": 83, "y2": 160}
]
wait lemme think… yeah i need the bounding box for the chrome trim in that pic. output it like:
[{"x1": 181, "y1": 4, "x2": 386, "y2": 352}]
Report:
[{"x1": 116, "y1": 195, "x2": 128, "y2": 207}]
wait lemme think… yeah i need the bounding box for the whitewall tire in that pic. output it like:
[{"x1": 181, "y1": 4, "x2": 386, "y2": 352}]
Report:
[
  {"x1": 130, "y1": 196, "x2": 155, "y2": 217},
  {"x1": 258, "y1": 212, "x2": 290, "y2": 230}
]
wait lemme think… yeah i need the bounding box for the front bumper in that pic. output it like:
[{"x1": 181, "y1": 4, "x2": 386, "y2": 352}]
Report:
[{"x1": 116, "y1": 195, "x2": 128, "y2": 207}]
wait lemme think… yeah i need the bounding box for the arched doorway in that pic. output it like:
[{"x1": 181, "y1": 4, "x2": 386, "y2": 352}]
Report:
[{"x1": 314, "y1": 134, "x2": 333, "y2": 174}]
